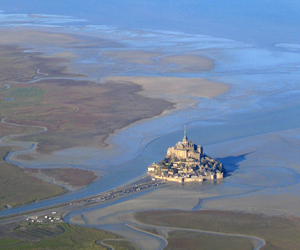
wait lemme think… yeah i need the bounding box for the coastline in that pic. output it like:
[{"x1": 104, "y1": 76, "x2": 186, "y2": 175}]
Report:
[
  {"x1": 0, "y1": 26, "x2": 229, "y2": 166},
  {"x1": 2, "y1": 24, "x2": 300, "y2": 214}
]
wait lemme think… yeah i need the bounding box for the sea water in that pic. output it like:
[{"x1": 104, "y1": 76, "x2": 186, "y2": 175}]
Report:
[{"x1": 0, "y1": 1, "x2": 300, "y2": 216}]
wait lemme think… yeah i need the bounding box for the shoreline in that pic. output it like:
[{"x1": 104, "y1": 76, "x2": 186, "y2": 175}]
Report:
[{"x1": 0, "y1": 26, "x2": 231, "y2": 177}]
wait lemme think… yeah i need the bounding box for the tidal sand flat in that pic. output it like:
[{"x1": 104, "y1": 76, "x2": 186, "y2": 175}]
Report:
[
  {"x1": 66, "y1": 122, "x2": 300, "y2": 249},
  {"x1": 102, "y1": 76, "x2": 229, "y2": 108},
  {"x1": 159, "y1": 55, "x2": 215, "y2": 73},
  {"x1": 102, "y1": 50, "x2": 162, "y2": 65},
  {"x1": 0, "y1": 28, "x2": 176, "y2": 155},
  {"x1": 0, "y1": 28, "x2": 80, "y2": 46},
  {"x1": 102, "y1": 51, "x2": 215, "y2": 73},
  {"x1": 1, "y1": 3, "x2": 300, "y2": 249}
]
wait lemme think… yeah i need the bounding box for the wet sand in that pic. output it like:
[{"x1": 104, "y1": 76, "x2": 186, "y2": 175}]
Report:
[
  {"x1": 65, "y1": 125, "x2": 300, "y2": 248},
  {"x1": 0, "y1": 19, "x2": 300, "y2": 249},
  {"x1": 159, "y1": 55, "x2": 215, "y2": 73},
  {"x1": 102, "y1": 50, "x2": 162, "y2": 65},
  {"x1": 0, "y1": 5, "x2": 300, "y2": 250},
  {"x1": 0, "y1": 28, "x2": 80, "y2": 45},
  {"x1": 102, "y1": 76, "x2": 229, "y2": 108}
]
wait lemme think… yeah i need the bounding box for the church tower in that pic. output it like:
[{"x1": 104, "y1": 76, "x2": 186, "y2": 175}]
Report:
[{"x1": 183, "y1": 125, "x2": 188, "y2": 144}]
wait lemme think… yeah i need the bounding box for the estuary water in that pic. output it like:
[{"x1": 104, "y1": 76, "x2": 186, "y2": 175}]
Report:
[
  {"x1": 1, "y1": 0, "x2": 300, "y2": 49},
  {"x1": 1, "y1": 1, "x2": 300, "y2": 218}
]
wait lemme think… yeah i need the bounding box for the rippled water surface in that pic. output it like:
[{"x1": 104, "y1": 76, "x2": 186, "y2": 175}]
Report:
[{"x1": 1, "y1": 1, "x2": 300, "y2": 219}]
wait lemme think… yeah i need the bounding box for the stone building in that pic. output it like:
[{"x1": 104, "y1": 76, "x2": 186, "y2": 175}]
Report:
[
  {"x1": 147, "y1": 126, "x2": 225, "y2": 183},
  {"x1": 166, "y1": 126, "x2": 203, "y2": 161}
]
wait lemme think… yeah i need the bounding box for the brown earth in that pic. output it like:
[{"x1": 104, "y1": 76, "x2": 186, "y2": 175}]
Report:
[
  {"x1": 135, "y1": 210, "x2": 300, "y2": 250},
  {"x1": 26, "y1": 168, "x2": 98, "y2": 188},
  {"x1": 0, "y1": 29, "x2": 227, "y2": 155},
  {"x1": 0, "y1": 120, "x2": 39, "y2": 139},
  {"x1": 0, "y1": 45, "x2": 81, "y2": 84},
  {"x1": 0, "y1": 43, "x2": 174, "y2": 154},
  {"x1": 2, "y1": 78, "x2": 173, "y2": 153}
]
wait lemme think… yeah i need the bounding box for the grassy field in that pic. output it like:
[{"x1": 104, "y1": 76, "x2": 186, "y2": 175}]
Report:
[
  {"x1": 135, "y1": 210, "x2": 300, "y2": 250},
  {"x1": 0, "y1": 147, "x2": 66, "y2": 209},
  {"x1": 0, "y1": 222, "x2": 139, "y2": 250}
]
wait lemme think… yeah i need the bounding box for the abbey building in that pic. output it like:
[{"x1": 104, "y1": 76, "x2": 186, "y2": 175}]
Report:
[{"x1": 148, "y1": 127, "x2": 225, "y2": 183}]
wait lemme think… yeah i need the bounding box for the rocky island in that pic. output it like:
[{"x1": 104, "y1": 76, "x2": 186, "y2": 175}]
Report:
[{"x1": 148, "y1": 127, "x2": 225, "y2": 183}]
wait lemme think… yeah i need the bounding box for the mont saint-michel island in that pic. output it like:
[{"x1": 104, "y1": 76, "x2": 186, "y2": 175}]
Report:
[{"x1": 148, "y1": 127, "x2": 225, "y2": 183}]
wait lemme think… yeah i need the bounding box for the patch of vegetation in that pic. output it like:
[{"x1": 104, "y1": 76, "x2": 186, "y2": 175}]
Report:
[
  {"x1": 136, "y1": 210, "x2": 300, "y2": 250},
  {"x1": 158, "y1": 157, "x2": 173, "y2": 169},
  {"x1": 0, "y1": 45, "x2": 173, "y2": 154},
  {"x1": 0, "y1": 222, "x2": 139, "y2": 250},
  {"x1": 0, "y1": 147, "x2": 66, "y2": 210},
  {"x1": 1, "y1": 78, "x2": 173, "y2": 154},
  {"x1": 0, "y1": 238, "x2": 23, "y2": 247},
  {"x1": 165, "y1": 231, "x2": 253, "y2": 250}
]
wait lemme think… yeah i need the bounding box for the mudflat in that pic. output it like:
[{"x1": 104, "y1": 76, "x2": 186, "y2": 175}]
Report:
[
  {"x1": 3, "y1": 78, "x2": 173, "y2": 153},
  {"x1": 0, "y1": 28, "x2": 227, "y2": 155},
  {"x1": 0, "y1": 37, "x2": 175, "y2": 154},
  {"x1": 26, "y1": 168, "x2": 98, "y2": 191},
  {"x1": 0, "y1": 45, "x2": 80, "y2": 83}
]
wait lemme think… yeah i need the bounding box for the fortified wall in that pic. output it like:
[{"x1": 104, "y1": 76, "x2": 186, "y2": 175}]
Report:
[{"x1": 148, "y1": 127, "x2": 225, "y2": 183}]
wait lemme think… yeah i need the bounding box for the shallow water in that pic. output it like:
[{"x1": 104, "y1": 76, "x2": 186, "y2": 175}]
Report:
[
  {"x1": 2, "y1": 0, "x2": 300, "y2": 49},
  {"x1": 0, "y1": 0, "x2": 300, "y2": 224}
]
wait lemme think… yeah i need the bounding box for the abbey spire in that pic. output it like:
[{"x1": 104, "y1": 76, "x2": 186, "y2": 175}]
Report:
[
  {"x1": 183, "y1": 125, "x2": 188, "y2": 143},
  {"x1": 148, "y1": 125, "x2": 224, "y2": 183}
]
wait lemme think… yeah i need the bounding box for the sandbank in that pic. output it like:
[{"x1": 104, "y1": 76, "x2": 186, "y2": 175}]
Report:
[
  {"x1": 102, "y1": 50, "x2": 161, "y2": 65},
  {"x1": 66, "y1": 126, "x2": 300, "y2": 248},
  {"x1": 0, "y1": 28, "x2": 80, "y2": 45},
  {"x1": 102, "y1": 76, "x2": 229, "y2": 108},
  {"x1": 159, "y1": 54, "x2": 215, "y2": 73},
  {"x1": 101, "y1": 51, "x2": 215, "y2": 73}
]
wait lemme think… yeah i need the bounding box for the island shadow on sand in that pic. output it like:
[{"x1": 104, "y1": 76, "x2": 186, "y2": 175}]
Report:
[{"x1": 217, "y1": 153, "x2": 251, "y2": 177}]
